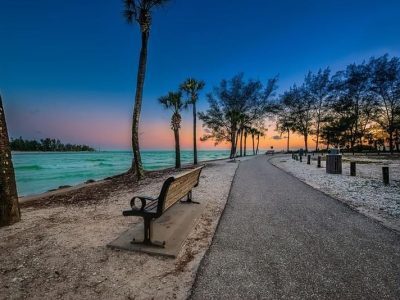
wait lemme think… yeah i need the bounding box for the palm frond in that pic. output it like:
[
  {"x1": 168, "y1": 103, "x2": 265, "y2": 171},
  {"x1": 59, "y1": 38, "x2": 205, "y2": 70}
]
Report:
[
  {"x1": 180, "y1": 78, "x2": 206, "y2": 104},
  {"x1": 123, "y1": 0, "x2": 138, "y2": 23},
  {"x1": 158, "y1": 91, "x2": 185, "y2": 113}
]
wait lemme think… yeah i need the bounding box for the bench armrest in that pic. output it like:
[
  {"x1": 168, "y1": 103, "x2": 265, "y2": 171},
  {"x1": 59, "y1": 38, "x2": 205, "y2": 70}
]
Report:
[{"x1": 130, "y1": 196, "x2": 158, "y2": 211}]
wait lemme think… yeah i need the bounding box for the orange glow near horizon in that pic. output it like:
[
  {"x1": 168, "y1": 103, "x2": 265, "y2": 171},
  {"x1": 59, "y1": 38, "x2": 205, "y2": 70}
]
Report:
[
  {"x1": 10, "y1": 101, "x2": 315, "y2": 151},
  {"x1": 138, "y1": 119, "x2": 316, "y2": 152}
]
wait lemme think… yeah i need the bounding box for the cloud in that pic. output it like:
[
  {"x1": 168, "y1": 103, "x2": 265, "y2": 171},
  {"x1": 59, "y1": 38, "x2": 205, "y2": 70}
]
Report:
[{"x1": 272, "y1": 135, "x2": 282, "y2": 140}]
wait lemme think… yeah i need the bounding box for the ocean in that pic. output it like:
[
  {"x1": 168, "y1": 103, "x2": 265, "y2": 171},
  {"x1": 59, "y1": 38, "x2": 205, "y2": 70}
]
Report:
[{"x1": 12, "y1": 150, "x2": 231, "y2": 197}]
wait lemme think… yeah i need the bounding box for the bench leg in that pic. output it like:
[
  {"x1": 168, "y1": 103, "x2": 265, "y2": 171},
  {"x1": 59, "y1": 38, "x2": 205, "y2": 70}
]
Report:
[
  {"x1": 180, "y1": 191, "x2": 200, "y2": 204},
  {"x1": 130, "y1": 217, "x2": 166, "y2": 248}
]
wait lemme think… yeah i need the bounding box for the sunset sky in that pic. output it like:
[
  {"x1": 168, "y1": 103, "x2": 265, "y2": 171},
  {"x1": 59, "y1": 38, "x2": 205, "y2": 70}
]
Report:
[{"x1": 1, "y1": 0, "x2": 400, "y2": 150}]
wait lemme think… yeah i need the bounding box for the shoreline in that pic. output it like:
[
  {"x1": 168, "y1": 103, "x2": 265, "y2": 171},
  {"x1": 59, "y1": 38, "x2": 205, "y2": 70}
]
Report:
[
  {"x1": 18, "y1": 154, "x2": 254, "y2": 204},
  {"x1": 15, "y1": 151, "x2": 236, "y2": 201}
]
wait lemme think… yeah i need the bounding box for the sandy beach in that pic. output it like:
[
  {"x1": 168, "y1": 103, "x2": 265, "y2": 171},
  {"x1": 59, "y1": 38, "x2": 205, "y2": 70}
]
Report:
[{"x1": 0, "y1": 157, "x2": 251, "y2": 300}]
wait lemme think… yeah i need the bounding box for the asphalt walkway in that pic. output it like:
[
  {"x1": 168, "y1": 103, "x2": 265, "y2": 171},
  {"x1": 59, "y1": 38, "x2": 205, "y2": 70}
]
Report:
[{"x1": 190, "y1": 155, "x2": 400, "y2": 299}]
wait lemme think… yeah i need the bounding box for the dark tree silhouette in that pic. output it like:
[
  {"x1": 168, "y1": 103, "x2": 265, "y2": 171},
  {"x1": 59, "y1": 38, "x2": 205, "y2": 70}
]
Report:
[
  {"x1": 0, "y1": 95, "x2": 21, "y2": 227},
  {"x1": 199, "y1": 74, "x2": 276, "y2": 158},
  {"x1": 123, "y1": 0, "x2": 169, "y2": 179},
  {"x1": 10, "y1": 137, "x2": 95, "y2": 152},
  {"x1": 180, "y1": 78, "x2": 205, "y2": 165},
  {"x1": 369, "y1": 55, "x2": 400, "y2": 154},
  {"x1": 303, "y1": 68, "x2": 331, "y2": 151},
  {"x1": 159, "y1": 91, "x2": 186, "y2": 168}
]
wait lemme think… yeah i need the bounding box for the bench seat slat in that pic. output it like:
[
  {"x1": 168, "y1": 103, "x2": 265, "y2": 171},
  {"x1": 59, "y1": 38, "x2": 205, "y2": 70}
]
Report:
[{"x1": 163, "y1": 170, "x2": 201, "y2": 210}]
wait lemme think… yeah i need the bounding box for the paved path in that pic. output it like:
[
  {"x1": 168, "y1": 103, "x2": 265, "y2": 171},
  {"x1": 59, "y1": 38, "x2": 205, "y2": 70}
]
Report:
[{"x1": 191, "y1": 155, "x2": 400, "y2": 299}]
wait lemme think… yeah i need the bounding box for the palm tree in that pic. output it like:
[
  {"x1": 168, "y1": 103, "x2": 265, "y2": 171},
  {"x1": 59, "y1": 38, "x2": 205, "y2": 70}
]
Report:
[
  {"x1": 243, "y1": 126, "x2": 250, "y2": 156},
  {"x1": 255, "y1": 126, "x2": 266, "y2": 155},
  {"x1": 180, "y1": 78, "x2": 205, "y2": 165},
  {"x1": 0, "y1": 94, "x2": 20, "y2": 226},
  {"x1": 276, "y1": 114, "x2": 294, "y2": 153},
  {"x1": 249, "y1": 127, "x2": 257, "y2": 155},
  {"x1": 123, "y1": 0, "x2": 169, "y2": 179},
  {"x1": 238, "y1": 114, "x2": 250, "y2": 157},
  {"x1": 159, "y1": 91, "x2": 186, "y2": 168}
]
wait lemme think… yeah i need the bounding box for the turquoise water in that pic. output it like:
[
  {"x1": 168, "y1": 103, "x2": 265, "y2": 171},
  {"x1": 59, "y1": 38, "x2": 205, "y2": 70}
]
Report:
[{"x1": 12, "y1": 150, "x2": 230, "y2": 197}]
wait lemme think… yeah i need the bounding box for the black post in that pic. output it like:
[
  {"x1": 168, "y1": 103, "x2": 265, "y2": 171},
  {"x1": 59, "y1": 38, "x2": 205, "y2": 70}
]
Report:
[
  {"x1": 350, "y1": 162, "x2": 356, "y2": 176},
  {"x1": 382, "y1": 167, "x2": 389, "y2": 185},
  {"x1": 317, "y1": 156, "x2": 321, "y2": 168},
  {"x1": 307, "y1": 155, "x2": 311, "y2": 165}
]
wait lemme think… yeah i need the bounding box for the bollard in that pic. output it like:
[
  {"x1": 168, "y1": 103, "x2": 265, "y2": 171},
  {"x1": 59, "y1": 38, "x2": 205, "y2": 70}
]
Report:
[
  {"x1": 299, "y1": 155, "x2": 302, "y2": 162},
  {"x1": 350, "y1": 162, "x2": 356, "y2": 176},
  {"x1": 317, "y1": 156, "x2": 321, "y2": 168},
  {"x1": 382, "y1": 167, "x2": 389, "y2": 185},
  {"x1": 307, "y1": 155, "x2": 311, "y2": 165}
]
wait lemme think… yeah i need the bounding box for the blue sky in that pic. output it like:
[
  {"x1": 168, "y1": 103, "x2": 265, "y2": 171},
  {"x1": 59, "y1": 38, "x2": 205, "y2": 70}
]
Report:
[{"x1": 1, "y1": 0, "x2": 399, "y2": 149}]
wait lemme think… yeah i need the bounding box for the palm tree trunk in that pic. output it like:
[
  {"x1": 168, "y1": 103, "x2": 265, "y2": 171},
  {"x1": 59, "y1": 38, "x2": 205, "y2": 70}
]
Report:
[
  {"x1": 304, "y1": 134, "x2": 308, "y2": 152},
  {"x1": 0, "y1": 95, "x2": 21, "y2": 226},
  {"x1": 287, "y1": 129, "x2": 290, "y2": 152},
  {"x1": 130, "y1": 29, "x2": 149, "y2": 180},
  {"x1": 252, "y1": 134, "x2": 255, "y2": 155},
  {"x1": 234, "y1": 129, "x2": 240, "y2": 158},
  {"x1": 193, "y1": 102, "x2": 198, "y2": 164},
  {"x1": 256, "y1": 134, "x2": 260, "y2": 155},
  {"x1": 174, "y1": 129, "x2": 181, "y2": 168},
  {"x1": 239, "y1": 129, "x2": 243, "y2": 157},
  {"x1": 230, "y1": 126, "x2": 236, "y2": 159},
  {"x1": 244, "y1": 132, "x2": 247, "y2": 156},
  {"x1": 315, "y1": 122, "x2": 320, "y2": 152}
]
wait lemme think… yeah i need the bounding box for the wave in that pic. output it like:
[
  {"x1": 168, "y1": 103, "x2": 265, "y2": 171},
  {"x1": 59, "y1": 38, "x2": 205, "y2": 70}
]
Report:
[
  {"x1": 15, "y1": 164, "x2": 44, "y2": 171},
  {"x1": 98, "y1": 162, "x2": 114, "y2": 167},
  {"x1": 85, "y1": 158, "x2": 107, "y2": 162}
]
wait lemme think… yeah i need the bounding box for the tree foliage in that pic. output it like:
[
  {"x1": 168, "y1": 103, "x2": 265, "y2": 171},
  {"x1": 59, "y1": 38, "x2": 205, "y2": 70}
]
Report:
[
  {"x1": 180, "y1": 78, "x2": 205, "y2": 165},
  {"x1": 10, "y1": 137, "x2": 95, "y2": 152},
  {"x1": 158, "y1": 91, "x2": 185, "y2": 168},
  {"x1": 277, "y1": 54, "x2": 400, "y2": 153},
  {"x1": 199, "y1": 73, "x2": 278, "y2": 158}
]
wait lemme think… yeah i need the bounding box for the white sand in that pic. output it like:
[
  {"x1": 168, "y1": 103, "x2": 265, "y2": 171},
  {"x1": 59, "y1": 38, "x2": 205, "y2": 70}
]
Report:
[
  {"x1": 0, "y1": 157, "x2": 254, "y2": 300},
  {"x1": 270, "y1": 154, "x2": 400, "y2": 232}
]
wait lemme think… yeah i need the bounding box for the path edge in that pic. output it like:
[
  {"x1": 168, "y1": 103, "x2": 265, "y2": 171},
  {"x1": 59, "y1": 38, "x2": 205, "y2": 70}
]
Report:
[
  {"x1": 187, "y1": 159, "x2": 242, "y2": 299},
  {"x1": 267, "y1": 155, "x2": 400, "y2": 236}
]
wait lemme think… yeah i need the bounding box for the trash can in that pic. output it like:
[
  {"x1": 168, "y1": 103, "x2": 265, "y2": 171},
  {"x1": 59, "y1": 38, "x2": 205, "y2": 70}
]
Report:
[{"x1": 326, "y1": 148, "x2": 342, "y2": 174}]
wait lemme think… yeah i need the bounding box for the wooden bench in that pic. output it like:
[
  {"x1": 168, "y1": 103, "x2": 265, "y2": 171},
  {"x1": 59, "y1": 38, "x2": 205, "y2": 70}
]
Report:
[{"x1": 122, "y1": 166, "x2": 204, "y2": 248}]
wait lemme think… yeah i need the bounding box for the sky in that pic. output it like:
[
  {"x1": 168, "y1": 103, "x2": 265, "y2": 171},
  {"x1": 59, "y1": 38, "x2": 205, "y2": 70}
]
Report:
[{"x1": 1, "y1": 0, "x2": 400, "y2": 150}]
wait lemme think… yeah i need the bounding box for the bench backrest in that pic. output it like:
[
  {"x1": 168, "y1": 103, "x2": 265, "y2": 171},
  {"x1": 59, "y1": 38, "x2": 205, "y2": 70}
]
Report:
[{"x1": 157, "y1": 166, "x2": 204, "y2": 214}]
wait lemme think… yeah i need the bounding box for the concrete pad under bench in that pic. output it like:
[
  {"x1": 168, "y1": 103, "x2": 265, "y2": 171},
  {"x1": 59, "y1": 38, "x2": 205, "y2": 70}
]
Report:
[{"x1": 107, "y1": 201, "x2": 204, "y2": 258}]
